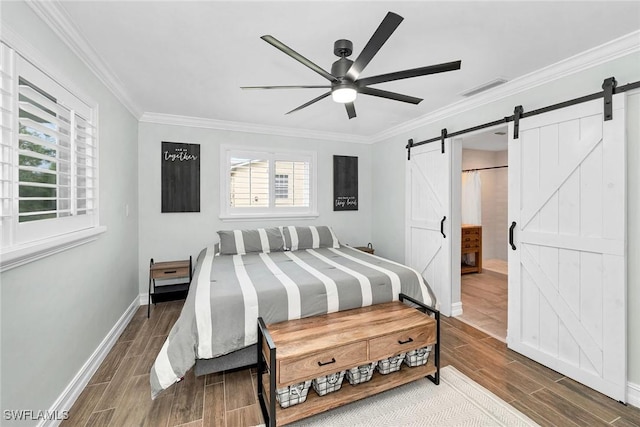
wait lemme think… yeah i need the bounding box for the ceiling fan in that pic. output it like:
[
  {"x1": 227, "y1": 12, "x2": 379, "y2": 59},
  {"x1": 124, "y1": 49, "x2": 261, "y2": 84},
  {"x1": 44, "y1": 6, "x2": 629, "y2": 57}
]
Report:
[{"x1": 241, "y1": 11, "x2": 461, "y2": 119}]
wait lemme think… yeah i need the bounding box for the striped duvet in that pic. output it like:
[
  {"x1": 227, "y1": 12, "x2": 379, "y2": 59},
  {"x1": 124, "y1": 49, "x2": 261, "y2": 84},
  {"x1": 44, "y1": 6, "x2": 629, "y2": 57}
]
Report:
[{"x1": 150, "y1": 245, "x2": 435, "y2": 398}]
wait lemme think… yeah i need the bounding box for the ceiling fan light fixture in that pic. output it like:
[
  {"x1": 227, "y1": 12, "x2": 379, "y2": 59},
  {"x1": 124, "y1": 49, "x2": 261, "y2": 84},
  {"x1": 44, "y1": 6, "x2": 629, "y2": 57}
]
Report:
[{"x1": 332, "y1": 85, "x2": 357, "y2": 103}]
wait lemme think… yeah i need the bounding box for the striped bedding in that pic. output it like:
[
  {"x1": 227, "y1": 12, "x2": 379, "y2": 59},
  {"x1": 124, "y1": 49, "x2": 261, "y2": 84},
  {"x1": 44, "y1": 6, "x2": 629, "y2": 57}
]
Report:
[{"x1": 150, "y1": 245, "x2": 436, "y2": 398}]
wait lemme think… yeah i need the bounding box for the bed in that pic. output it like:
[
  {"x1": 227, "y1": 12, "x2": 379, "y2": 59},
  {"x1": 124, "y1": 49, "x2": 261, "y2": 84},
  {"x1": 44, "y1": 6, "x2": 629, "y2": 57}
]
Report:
[{"x1": 150, "y1": 226, "x2": 436, "y2": 398}]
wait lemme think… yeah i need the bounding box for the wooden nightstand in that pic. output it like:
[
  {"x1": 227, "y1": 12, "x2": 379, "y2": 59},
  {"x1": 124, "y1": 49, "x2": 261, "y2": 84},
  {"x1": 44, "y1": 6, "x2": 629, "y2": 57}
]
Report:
[
  {"x1": 148, "y1": 257, "x2": 192, "y2": 317},
  {"x1": 354, "y1": 243, "x2": 374, "y2": 254}
]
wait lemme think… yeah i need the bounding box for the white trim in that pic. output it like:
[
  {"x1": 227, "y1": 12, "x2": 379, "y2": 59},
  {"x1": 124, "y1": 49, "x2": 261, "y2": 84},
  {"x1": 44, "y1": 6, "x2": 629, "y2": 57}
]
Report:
[
  {"x1": 219, "y1": 212, "x2": 320, "y2": 222},
  {"x1": 451, "y1": 302, "x2": 463, "y2": 317},
  {"x1": 370, "y1": 29, "x2": 640, "y2": 143},
  {"x1": 22, "y1": 1, "x2": 141, "y2": 118},
  {"x1": 139, "y1": 292, "x2": 149, "y2": 306},
  {"x1": 15, "y1": 0, "x2": 638, "y2": 144},
  {"x1": 1, "y1": 226, "x2": 106, "y2": 272},
  {"x1": 38, "y1": 297, "x2": 139, "y2": 427},
  {"x1": 140, "y1": 112, "x2": 368, "y2": 144},
  {"x1": 628, "y1": 381, "x2": 640, "y2": 409}
]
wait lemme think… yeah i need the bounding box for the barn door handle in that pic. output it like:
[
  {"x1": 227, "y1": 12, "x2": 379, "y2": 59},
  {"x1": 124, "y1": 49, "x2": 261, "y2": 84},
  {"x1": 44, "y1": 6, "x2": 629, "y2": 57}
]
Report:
[
  {"x1": 440, "y1": 216, "x2": 446, "y2": 238},
  {"x1": 509, "y1": 221, "x2": 517, "y2": 250}
]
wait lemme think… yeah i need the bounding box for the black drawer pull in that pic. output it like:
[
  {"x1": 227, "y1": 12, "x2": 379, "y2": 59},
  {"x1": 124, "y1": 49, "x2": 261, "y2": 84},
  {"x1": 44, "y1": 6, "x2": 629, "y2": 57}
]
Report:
[
  {"x1": 398, "y1": 337, "x2": 414, "y2": 345},
  {"x1": 317, "y1": 357, "x2": 336, "y2": 366},
  {"x1": 164, "y1": 270, "x2": 177, "y2": 274},
  {"x1": 440, "y1": 216, "x2": 446, "y2": 238}
]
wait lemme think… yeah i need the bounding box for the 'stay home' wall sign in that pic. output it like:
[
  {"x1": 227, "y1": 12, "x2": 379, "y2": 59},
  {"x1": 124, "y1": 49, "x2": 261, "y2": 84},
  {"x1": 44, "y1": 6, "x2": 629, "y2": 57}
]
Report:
[
  {"x1": 161, "y1": 141, "x2": 200, "y2": 212},
  {"x1": 333, "y1": 155, "x2": 358, "y2": 211}
]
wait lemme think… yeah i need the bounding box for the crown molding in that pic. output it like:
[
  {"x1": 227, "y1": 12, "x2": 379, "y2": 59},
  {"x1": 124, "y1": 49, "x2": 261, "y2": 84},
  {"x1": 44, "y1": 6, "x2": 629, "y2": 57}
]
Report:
[
  {"x1": 369, "y1": 29, "x2": 640, "y2": 143},
  {"x1": 25, "y1": 0, "x2": 142, "y2": 118},
  {"x1": 18, "y1": 0, "x2": 639, "y2": 145},
  {"x1": 139, "y1": 112, "x2": 370, "y2": 144}
]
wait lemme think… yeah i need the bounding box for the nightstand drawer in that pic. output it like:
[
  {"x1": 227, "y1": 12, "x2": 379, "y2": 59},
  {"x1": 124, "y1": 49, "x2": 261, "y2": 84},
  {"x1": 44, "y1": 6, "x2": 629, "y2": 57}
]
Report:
[
  {"x1": 278, "y1": 341, "x2": 367, "y2": 386},
  {"x1": 151, "y1": 266, "x2": 190, "y2": 279}
]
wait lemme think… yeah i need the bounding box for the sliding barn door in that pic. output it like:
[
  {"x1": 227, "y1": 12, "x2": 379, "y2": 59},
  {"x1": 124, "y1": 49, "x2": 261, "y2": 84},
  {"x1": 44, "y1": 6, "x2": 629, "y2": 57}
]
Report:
[
  {"x1": 508, "y1": 94, "x2": 627, "y2": 401},
  {"x1": 406, "y1": 141, "x2": 452, "y2": 315}
]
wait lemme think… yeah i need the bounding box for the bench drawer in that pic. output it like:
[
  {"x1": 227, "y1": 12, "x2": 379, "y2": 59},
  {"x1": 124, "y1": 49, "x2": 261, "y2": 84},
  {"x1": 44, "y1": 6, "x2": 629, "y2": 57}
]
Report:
[
  {"x1": 278, "y1": 341, "x2": 367, "y2": 386},
  {"x1": 369, "y1": 326, "x2": 435, "y2": 361}
]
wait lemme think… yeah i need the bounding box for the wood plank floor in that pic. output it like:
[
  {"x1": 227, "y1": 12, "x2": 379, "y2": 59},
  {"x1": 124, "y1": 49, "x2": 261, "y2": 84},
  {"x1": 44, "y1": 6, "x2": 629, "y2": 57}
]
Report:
[
  {"x1": 61, "y1": 300, "x2": 640, "y2": 427},
  {"x1": 458, "y1": 268, "x2": 508, "y2": 340}
]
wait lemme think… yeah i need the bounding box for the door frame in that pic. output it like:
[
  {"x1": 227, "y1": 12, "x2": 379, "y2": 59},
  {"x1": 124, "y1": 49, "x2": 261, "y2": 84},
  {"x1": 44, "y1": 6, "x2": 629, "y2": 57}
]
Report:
[{"x1": 449, "y1": 124, "x2": 509, "y2": 319}]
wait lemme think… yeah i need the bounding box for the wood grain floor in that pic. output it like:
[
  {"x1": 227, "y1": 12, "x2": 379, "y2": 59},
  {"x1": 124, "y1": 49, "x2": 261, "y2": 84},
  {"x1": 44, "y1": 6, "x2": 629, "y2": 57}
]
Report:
[
  {"x1": 61, "y1": 300, "x2": 640, "y2": 427},
  {"x1": 458, "y1": 268, "x2": 508, "y2": 340}
]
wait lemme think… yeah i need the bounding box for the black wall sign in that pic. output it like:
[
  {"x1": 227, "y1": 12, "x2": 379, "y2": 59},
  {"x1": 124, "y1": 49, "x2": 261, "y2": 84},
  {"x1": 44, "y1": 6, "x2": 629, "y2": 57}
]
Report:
[
  {"x1": 161, "y1": 141, "x2": 200, "y2": 212},
  {"x1": 333, "y1": 155, "x2": 358, "y2": 211}
]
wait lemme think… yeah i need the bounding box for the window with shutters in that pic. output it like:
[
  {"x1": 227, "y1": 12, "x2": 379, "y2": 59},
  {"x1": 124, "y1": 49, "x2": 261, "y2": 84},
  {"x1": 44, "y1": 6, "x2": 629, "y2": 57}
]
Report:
[
  {"x1": 1, "y1": 43, "x2": 101, "y2": 269},
  {"x1": 220, "y1": 146, "x2": 317, "y2": 219}
]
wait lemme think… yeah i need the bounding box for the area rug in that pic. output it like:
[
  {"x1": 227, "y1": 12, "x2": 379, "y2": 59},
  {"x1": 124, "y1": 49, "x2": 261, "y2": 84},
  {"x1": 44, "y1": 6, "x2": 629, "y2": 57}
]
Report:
[{"x1": 261, "y1": 366, "x2": 539, "y2": 426}]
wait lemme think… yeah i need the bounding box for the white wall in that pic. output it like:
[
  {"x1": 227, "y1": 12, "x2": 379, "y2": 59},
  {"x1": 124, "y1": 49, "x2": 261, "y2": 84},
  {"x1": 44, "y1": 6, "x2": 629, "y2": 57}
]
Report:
[
  {"x1": 461, "y1": 149, "x2": 508, "y2": 262},
  {"x1": 0, "y1": 2, "x2": 139, "y2": 424},
  {"x1": 371, "y1": 53, "x2": 640, "y2": 387},
  {"x1": 137, "y1": 122, "x2": 372, "y2": 295}
]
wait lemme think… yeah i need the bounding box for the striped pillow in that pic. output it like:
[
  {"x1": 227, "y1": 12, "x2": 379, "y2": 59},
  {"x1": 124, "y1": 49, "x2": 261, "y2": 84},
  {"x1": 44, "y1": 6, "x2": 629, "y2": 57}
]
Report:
[
  {"x1": 217, "y1": 228, "x2": 285, "y2": 255},
  {"x1": 282, "y1": 226, "x2": 340, "y2": 251}
]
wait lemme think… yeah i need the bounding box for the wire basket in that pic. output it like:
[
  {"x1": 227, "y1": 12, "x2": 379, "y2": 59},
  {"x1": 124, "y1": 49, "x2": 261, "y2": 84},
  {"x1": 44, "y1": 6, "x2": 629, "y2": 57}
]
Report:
[
  {"x1": 346, "y1": 362, "x2": 378, "y2": 385},
  {"x1": 376, "y1": 353, "x2": 406, "y2": 374},
  {"x1": 403, "y1": 346, "x2": 433, "y2": 367},
  {"x1": 312, "y1": 370, "x2": 346, "y2": 396},
  {"x1": 275, "y1": 380, "x2": 312, "y2": 408}
]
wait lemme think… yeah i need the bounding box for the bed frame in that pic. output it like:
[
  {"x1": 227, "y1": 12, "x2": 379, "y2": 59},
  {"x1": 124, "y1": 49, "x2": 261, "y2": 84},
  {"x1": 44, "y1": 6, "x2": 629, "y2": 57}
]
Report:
[{"x1": 194, "y1": 345, "x2": 257, "y2": 376}]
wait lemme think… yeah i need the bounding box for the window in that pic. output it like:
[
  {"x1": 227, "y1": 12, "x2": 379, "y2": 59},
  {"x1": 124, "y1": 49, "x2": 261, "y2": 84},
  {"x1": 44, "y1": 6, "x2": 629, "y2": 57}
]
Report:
[
  {"x1": 221, "y1": 146, "x2": 317, "y2": 219},
  {"x1": 1, "y1": 44, "x2": 100, "y2": 268},
  {"x1": 274, "y1": 174, "x2": 289, "y2": 199}
]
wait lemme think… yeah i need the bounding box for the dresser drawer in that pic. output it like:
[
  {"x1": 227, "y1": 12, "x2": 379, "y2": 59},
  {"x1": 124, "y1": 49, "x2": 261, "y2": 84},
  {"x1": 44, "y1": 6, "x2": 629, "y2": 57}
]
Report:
[
  {"x1": 462, "y1": 227, "x2": 480, "y2": 236},
  {"x1": 462, "y1": 241, "x2": 480, "y2": 250},
  {"x1": 278, "y1": 341, "x2": 367, "y2": 386},
  {"x1": 369, "y1": 326, "x2": 435, "y2": 361}
]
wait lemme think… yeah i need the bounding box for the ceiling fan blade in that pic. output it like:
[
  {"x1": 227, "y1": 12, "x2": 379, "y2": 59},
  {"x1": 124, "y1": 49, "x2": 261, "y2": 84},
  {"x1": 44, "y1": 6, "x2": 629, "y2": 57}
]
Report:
[
  {"x1": 359, "y1": 87, "x2": 422, "y2": 104},
  {"x1": 346, "y1": 12, "x2": 404, "y2": 81},
  {"x1": 345, "y1": 102, "x2": 356, "y2": 119},
  {"x1": 357, "y1": 60, "x2": 462, "y2": 87},
  {"x1": 241, "y1": 85, "x2": 332, "y2": 90},
  {"x1": 261, "y1": 35, "x2": 337, "y2": 82},
  {"x1": 285, "y1": 91, "x2": 331, "y2": 114}
]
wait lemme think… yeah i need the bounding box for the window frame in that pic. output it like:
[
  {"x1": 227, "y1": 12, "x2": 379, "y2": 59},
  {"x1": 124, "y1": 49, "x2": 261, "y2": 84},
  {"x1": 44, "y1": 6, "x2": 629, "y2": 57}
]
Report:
[
  {"x1": 219, "y1": 145, "x2": 318, "y2": 221},
  {"x1": 1, "y1": 43, "x2": 104, "y2": 272}
]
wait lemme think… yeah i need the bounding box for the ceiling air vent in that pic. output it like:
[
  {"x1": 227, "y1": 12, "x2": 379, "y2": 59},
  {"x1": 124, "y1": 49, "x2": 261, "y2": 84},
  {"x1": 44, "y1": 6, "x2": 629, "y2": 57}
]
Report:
[{"x1": 461, "y1": 78, "x2": 508, "y2": 97}]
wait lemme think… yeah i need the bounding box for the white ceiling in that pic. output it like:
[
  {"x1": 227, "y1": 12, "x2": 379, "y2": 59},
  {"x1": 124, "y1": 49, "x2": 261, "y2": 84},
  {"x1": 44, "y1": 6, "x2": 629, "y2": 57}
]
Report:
[{"x1": 53, "y1": 1, "x2": 640, "y2": 139}]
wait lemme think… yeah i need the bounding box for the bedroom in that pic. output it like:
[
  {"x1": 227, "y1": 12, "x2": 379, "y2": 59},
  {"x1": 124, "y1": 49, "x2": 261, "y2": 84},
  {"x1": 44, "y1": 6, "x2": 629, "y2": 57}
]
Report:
[{"x1": 1, "y1": 1, "x2": 640, "y2": 426}]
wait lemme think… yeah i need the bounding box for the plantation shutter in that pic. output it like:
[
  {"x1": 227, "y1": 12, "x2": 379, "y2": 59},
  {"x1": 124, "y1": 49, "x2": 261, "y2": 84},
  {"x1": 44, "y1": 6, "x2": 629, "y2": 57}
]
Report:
[
  {"x1": 274, "y1": 160, "x2": 310, "y2": 207},
  {"x1": 0, "y1": 43, "x2": 14, "y2": 247},
  {"x1": 229, "y1": 157, "x2": 269, "y2": 207},
  {"x1": 1, "y1": 52, "x2": 98, "y2": 247}
]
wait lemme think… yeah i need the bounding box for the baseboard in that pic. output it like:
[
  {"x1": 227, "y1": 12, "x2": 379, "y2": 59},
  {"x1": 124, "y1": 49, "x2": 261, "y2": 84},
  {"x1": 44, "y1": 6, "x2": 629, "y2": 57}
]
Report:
[
  {"x1": 450, "y1": 302, "x2": 463, "y2": 317},
  {"x1": 39, "y1": 297, "x2": 139, "y2": 427},
  {"x1": 139, "y1": 292, "x2": 149, "y2": 306},
  {"x1": 628, "y1": 381, "x2": 640, "y2": 409}
]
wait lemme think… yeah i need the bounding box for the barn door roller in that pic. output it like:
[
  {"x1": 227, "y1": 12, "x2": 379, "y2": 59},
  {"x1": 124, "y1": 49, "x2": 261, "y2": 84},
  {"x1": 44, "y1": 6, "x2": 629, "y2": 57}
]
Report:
[{"x1": 602, "y1": 77, "x2": 617, "y2": 121}]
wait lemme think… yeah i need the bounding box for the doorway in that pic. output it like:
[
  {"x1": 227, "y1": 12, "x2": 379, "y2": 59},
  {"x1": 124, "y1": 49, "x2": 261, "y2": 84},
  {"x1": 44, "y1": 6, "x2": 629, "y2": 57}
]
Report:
[{"x1": 454, "y1": 127, "x2": 509, "y2": 341}]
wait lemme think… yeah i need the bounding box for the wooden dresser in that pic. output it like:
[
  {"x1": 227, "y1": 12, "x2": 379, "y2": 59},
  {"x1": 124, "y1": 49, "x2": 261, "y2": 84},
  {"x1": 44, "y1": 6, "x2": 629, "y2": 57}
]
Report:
[
  {"x1": 257, "y1": 294, "x2": 440, "y2": 426},
  {"x1": 461, "y1": 225, "x2": 482, "y2": 274}
]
